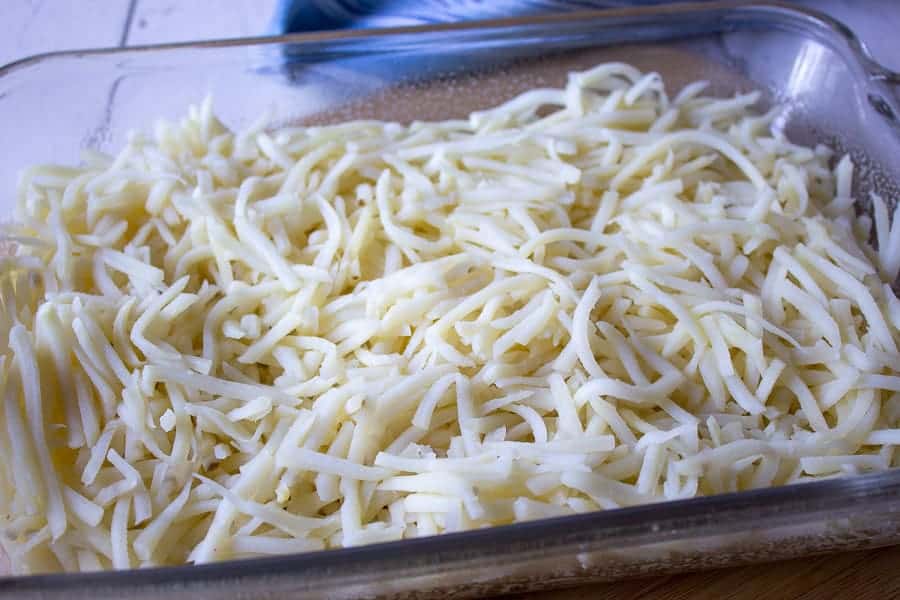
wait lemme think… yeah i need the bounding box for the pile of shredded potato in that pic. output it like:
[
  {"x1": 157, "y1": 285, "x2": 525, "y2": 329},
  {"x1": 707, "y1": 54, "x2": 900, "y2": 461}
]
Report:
[{"x1": 3, "y1": 62, "x2": 900, "y2": 573}]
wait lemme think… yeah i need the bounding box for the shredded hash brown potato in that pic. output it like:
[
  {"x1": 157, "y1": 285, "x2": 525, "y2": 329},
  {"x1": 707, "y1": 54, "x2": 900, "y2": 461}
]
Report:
[{"x1": 3, "y1": 62, "x2": 900, "y2": 573}]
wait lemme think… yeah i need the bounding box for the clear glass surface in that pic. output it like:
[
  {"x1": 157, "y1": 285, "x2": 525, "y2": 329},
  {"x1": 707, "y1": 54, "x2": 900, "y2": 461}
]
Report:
[{"x1": 3, "y1": 2, "x2": 900, "y2": 597}]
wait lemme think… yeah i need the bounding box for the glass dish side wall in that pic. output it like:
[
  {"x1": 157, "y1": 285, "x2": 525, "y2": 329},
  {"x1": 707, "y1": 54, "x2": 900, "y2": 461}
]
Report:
[
  {"x1": 3, "y1": 3, "x2": 900, "y2": 598},
  {"x1": 2, "y1": 3, "x2": 899, "y2": 214},
  {"x1": 8, "y1": 463, "x2": 900, "y2": 599}
]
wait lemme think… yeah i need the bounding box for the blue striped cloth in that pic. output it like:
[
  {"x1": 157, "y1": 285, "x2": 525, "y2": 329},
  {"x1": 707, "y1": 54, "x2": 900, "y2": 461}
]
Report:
[
  {"x1": 270, "y1": 0, "x2": 688, "y2": 34},
  {"x1": 267, "y1": 1, "x2": 712, "y2": 102}
]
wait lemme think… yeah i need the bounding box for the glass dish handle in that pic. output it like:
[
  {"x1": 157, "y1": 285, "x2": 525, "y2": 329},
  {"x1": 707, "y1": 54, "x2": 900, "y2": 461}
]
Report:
[{"x1": 867, "y1": 71, "x2": 900, "y2": 129}]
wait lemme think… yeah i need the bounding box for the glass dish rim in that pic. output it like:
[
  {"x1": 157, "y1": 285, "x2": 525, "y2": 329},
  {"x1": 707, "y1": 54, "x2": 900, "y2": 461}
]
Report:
[
  {"x1": 0, "y1": 0, "x2": 898, "y2": 83},
  {"x1": 7, "y1": 469, "x2": 900, "y2": 590},
  {"x1": 3, "y1": 0, "x2": 900, "y2": 590}
]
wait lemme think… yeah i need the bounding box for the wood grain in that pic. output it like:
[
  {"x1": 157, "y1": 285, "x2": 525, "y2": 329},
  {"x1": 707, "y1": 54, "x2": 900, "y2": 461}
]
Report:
[
  {"x1": 0, "y1": 0, "x2": 131, "y2": 66},
  {"x1": 125, "y1": 0, "x2": 278, "y2": 45},
  {"x1": 507, "y1": 544, "x2": 900, "y2": 600}
]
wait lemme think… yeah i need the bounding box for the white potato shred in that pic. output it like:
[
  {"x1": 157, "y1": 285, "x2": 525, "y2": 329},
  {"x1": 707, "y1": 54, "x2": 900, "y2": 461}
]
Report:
[{"x1": 3, "y1": 62, "x2": 900, "y2": 573}]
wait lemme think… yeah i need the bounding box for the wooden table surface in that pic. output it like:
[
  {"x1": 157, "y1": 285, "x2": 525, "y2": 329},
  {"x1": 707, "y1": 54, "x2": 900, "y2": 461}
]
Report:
[
  {"x1": 4, "y1": 2, "x2": 900, "y2": 598},
  {"x1": 509, "y1": 544, "x2": 900, "y2": 600}
]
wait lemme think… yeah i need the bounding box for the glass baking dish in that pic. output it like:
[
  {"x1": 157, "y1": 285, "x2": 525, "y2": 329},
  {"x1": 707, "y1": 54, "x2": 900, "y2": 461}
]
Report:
[{"x1": 3, "y1": 1, "x2": 900, "y2": 597}]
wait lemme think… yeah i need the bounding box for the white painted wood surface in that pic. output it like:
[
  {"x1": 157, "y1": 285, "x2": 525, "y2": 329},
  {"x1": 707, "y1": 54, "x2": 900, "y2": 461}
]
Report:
[
  {"x1": 125, "y1": 0, "x2": 278, "y2": 46},
  {"x1": 0, "y1": 0, "x2": 278, "y2": 68},
  {"x1": 0, "y1": 0, "x2": 131, "y2": 66}
]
